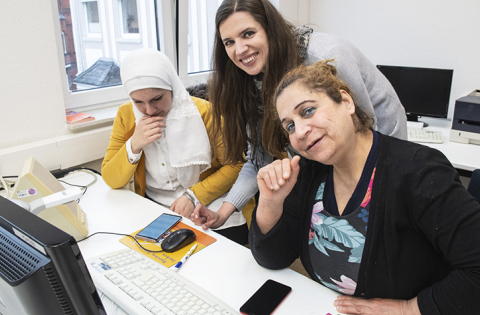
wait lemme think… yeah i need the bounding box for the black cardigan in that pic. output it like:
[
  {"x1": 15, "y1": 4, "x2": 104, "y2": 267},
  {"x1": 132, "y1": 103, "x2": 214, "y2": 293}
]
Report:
[{"x1": 249, "y1": 133, "x2": 480, "y2": 314}]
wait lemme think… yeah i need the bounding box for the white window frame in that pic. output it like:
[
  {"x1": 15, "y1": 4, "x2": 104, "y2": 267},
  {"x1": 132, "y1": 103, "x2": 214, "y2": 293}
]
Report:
[
  {"x1": 54, "y1": 0, "x2": 177, "y2": 111},
  {"x1": 81, "y1": 0, "x2": 102, "y2": 38},
  {"x1": 177, "y1": 0, "x2": 211, "y2": 87},
  {"x1": 176, "y1": 0, "x2": 308, "y2": 88},
  {"x1": 117, "y1": 0, "x2": 141, "y2": 40}
]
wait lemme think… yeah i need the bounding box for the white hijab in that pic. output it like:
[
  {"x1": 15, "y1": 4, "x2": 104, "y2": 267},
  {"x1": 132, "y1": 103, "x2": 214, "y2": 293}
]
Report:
[{"x1": 120, "y1": 49, "x2": 211, "y2": 188}]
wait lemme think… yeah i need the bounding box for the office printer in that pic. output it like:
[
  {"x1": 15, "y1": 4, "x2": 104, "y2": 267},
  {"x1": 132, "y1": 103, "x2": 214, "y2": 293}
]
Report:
[{"x1": 450, "y1": 91, "x2": 480, "y2": 145}]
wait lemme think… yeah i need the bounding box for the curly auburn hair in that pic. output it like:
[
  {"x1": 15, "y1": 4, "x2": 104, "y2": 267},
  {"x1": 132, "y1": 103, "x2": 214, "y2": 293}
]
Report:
[{"x1": 273, "y1": 60, "x2": 374, "y2": 144}]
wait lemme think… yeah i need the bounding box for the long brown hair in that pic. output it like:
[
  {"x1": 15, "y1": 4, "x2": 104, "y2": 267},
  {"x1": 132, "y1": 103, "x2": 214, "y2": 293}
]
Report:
[{"x1": 208, "y1": 0, "x2": 301, "y2": 164}]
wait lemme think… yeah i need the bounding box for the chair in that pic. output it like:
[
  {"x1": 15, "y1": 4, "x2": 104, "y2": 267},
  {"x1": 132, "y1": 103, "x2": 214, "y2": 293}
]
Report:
[{"x1": 467, "y1": 169, "x2": 480, "y2": 203}]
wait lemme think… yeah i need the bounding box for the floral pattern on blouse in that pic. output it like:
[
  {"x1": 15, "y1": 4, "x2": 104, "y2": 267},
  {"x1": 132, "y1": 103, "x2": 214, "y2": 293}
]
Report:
[{"x1": 309, "y1": 168, "x2": 376, "y2": 295}]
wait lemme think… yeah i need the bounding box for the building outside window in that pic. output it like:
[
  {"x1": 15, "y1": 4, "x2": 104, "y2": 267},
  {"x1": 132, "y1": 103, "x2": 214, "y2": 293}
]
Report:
[
  {"x1": 55, "y1": 0, "x2": 168, "y2": 111},
  {"x1": 55, "y1": 0, "x2": 225, "y2": 110},
  {"x1": 84, "y1": 1, "x2": 101, "y2": 34},
  {"x1": 58, "y1": 0, "x2": 79, "y2": 92},
  {"x1": 120, "y1": 0, "x2": 139, "y2": 34}
]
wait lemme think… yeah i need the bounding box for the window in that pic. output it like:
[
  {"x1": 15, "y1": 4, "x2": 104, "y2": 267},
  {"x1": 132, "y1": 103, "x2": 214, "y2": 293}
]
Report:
[
  {"x1": 187, "y1": 0, "x2": 221, "y2": 73},
  {"x1": 56, "y1": 0, "x2": 289, "y2": 111},
  {"x1": 176, "y1": 0, "x2": 291, "y2": 87},
  {"x1": 56, "y1": 0, "x2": 176, "y2": 110},
  {"x1": 84, "y1": 1, "x2": 101, "y2": 34},
  {"x1": 178, "y1": 0, "x2": 222, "y2": 86},
  {"x1": 119, "y1": 0, "x2": 139, "y2": 35},
  {"x1": 56, "y1": 0, "x2": 231, "y2": 110}
]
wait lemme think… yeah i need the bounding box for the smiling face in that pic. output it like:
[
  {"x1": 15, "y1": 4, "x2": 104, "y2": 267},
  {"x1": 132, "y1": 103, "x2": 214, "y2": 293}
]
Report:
[
  {"x1": 276, "y1": 81, "x2": 357, "y2": 165},
  {"x1": 130, "y1": 88, "x2": 173, "y2": 117},
  {"x1": 219, "y1": 11, "x2": 269, "y2": 76}
]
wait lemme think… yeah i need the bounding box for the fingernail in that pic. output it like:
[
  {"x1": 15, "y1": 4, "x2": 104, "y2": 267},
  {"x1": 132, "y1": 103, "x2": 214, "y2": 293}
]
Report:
[
  {"x1": 333, "y1": 300, "x2": 337, "y2": 307},
  {"x1": 195, "y1": 215, "x2": 198, "y2": 218}
]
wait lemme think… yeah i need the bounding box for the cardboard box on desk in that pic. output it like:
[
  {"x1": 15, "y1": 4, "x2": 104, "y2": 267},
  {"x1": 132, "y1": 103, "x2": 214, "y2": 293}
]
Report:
[{"x1": 450, "y1": 91, "x2": 480, "y2": 145}]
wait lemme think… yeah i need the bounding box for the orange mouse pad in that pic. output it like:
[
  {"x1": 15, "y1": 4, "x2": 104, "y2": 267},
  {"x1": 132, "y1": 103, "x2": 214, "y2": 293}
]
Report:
[{"x1": 119, "y1": 222, "x2": 216, "y2": 268}]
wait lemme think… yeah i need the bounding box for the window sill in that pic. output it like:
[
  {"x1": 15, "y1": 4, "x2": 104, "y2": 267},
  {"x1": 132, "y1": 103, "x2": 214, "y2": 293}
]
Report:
[{"x1": 67, "y1": 105, "x2": 119, "y2": 130}]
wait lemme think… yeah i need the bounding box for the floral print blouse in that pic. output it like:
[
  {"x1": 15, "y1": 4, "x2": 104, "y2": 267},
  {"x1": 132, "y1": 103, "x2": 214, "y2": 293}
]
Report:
[{"x1": 309, "y1": 130, "x2": 378, "y2": 295}]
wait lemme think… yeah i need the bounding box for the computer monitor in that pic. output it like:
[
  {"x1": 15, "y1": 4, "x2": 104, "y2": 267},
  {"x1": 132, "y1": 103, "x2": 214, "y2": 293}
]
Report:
[
  {"x1": 0, "y1": 196, "x2": 106, "y2": 315},
  {"x1": 377, "y1": 65, "x2": 453, "y2": 126}
]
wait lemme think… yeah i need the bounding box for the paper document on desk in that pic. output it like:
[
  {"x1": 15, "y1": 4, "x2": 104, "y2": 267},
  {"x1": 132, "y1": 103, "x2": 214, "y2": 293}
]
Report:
[{"x1": 119, "y1": 222, "x2": 216, "y2": 268}]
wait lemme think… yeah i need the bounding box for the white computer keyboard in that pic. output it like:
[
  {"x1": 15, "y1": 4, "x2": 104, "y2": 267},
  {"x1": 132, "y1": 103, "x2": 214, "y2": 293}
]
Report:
[
  {"x1": 86, "y1": 248, "x2": 239, "y2": 315},
  {"x1": 407, "y1": 128, "x2": 444, "y2": 143}
]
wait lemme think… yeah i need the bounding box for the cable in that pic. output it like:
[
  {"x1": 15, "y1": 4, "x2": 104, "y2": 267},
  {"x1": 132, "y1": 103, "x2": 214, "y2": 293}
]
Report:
[
  {"x1": 80, "y1": 167, "x2": 101, "y2": 176},
  {"x1": 58, "y1": 180, "x2": 88, "y2": 194},
  {"x1": 78, "y1": 169, "x2": 98, "y2": 187},
  {"x1": 58, "y1": 180, "x2": 88, "y2": 203},
  {"x1": 0, "y1": 178, "x2": 10, "y2": 197},
  {"x1": 51, "y1": 167, "x2": 101, "y2": 179},
  {"x1": 59, "y1": 169, "x2": 97, "y2": 189},
  {"x1": 0, "y1": 175, "x2": 17, "y2": 197},
  {"x1": 57, "y1": 169, "x2": 98, "y2": 203},
  {"x1": 77, "y1": 231, "x2": 165, "y2": 253}
]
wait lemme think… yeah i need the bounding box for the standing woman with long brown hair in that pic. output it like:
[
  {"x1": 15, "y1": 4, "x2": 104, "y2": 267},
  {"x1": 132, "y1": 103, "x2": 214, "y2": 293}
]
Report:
[{"x1": 191, "y1": 0, "x2": 407, "y2": 230}]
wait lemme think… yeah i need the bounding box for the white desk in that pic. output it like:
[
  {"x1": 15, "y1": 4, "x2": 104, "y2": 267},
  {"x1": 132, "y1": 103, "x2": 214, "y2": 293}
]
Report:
[
  {"x1": 69, "y1": 172, "x2": 340, "y2": 315},
  {"x1": 416, "y1": 117, "x2": 480, "y2": 172}
]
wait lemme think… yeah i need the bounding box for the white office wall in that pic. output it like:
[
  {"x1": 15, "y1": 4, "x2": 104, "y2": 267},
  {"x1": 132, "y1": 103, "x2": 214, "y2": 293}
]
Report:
[
  {"x1": 0, "y1": 0, "x2": 117, "y2": 177},
  {"x1": 309, "y1": 0, "x2": 480, "y2": 118},
  {"x1": 0, "y1": 1, "x2": 303, "y2": 153},
  {"x1": 273, "y1": 0, "x2": 310, "y2": 26},
  {"x1": 3, "y1": 0, "x2": 478, "y2": 175},
  {"x1": 0, "y1": 1, "x2": 69, "y2": 150}
]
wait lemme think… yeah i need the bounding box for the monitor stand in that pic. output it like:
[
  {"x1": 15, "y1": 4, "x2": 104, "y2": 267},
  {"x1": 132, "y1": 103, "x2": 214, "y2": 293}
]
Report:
[{"x1": 407, "y1": 115, "x2": 429, "y2": 128}]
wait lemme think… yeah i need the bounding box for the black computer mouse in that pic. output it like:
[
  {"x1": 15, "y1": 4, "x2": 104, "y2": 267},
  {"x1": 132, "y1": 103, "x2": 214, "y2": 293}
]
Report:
[{"x1": 161, "y1": 228, "x2": 196, "y2": 253}]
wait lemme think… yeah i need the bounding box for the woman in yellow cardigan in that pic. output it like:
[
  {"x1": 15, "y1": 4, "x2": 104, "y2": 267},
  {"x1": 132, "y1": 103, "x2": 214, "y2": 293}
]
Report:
[{"x1": 102, "y1": 49, "x2": 254, "y2": 244}]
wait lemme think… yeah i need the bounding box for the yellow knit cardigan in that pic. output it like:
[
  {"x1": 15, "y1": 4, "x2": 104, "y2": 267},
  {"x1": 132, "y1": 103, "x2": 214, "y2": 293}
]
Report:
[{"x1": 101, "y1": 96, "x2": 255, "y2": 225}]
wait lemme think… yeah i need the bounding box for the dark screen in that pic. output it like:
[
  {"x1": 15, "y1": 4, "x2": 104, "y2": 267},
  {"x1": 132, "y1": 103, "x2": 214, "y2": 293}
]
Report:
[
  {"x1": 240, "y1": 279, "x2": 292, "y2": 315},
  {"x1": 377, "y1": 65, "x2": 453, "y2": 119}
]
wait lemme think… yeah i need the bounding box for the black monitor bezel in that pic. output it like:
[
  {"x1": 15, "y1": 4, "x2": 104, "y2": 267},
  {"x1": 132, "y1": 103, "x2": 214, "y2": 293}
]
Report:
[
  {"x1": 377, "y1": 65, "x2": 453, "y2": 121},
  {"x1": 0, "y1": 196, "x2": 106, "y2": 315}
]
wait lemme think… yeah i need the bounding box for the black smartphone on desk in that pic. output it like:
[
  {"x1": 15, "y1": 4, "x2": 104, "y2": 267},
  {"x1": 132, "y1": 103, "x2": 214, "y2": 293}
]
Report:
[
  {"x1": 240, "y1": 279, "x2": 292, "y2": 315},
  {"x1": 135, "y1": 213, "x2": 182, "y2": 242}
]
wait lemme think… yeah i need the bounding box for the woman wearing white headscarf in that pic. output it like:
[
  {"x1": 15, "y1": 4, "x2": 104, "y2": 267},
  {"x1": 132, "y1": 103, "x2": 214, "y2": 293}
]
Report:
[{"x1": 102, "y1": 49, "x2": 254, "y2": 244}]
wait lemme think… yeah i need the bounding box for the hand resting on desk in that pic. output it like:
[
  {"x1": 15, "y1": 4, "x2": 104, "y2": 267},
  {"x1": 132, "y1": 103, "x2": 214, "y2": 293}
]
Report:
[{"x1": 333, "y1": 295, "x2": 420, "y2": 315}]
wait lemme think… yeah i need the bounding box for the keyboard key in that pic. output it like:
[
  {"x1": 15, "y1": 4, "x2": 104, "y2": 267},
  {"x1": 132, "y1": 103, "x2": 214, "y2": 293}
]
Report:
[
  {"x1": 407, "y1": 128, "x2": 444, "y2": 143},
  {"x1": 87, "y1": 248, "x2": 239, "y2": 315}
]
